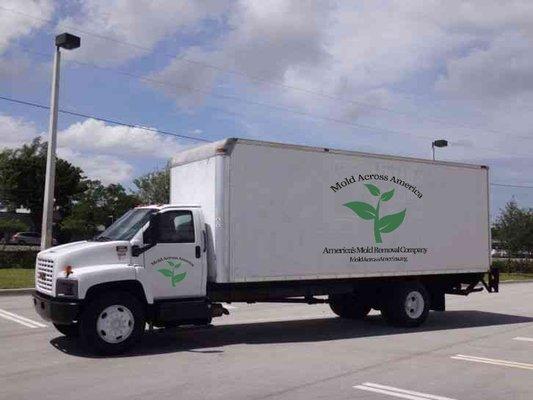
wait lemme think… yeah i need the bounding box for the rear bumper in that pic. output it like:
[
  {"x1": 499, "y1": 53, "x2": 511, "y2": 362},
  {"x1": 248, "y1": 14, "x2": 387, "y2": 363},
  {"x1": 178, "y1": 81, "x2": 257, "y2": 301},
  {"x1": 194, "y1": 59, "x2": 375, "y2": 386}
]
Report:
[{"x1": 32, "y1": 290, "x2": 80, "y2": 325}]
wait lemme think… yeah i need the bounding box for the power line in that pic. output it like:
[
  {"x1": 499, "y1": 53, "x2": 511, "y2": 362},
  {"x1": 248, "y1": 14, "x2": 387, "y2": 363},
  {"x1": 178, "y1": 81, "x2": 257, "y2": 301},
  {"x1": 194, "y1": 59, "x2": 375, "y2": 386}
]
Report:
[
  {"x1": 2, "y1": 91, "x2": 531, "y2": 161},
  {"x1": 1, "y1": 94, "x2": 533, "y2": 191},
  {"x1": 0, "y1": 95, "x2": 210, "y2": 143},
  {"x1": 7, "y1": 38, "x2": 533, "y2": 152},
  {"x1": 1, "y1": 6, "x2": 532, "y2": 142},
  {"x1": 5, "y1": 44, "x2": 528, "y2": 156}
]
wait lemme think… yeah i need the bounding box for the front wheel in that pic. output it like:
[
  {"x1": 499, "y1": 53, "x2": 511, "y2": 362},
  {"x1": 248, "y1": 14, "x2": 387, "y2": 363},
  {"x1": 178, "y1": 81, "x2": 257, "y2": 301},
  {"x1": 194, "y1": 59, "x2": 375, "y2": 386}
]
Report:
[
  {"x1": 381, "y1": 282, "x2": 430, "y2": 327},
  {"x1": 79, "y1": 291, "x2": 145, "y2": 355}
]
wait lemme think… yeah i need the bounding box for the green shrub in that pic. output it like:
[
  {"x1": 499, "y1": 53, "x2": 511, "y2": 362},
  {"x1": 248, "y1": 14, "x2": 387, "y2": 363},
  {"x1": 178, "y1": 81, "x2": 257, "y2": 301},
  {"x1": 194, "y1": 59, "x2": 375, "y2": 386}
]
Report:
[
  {"x1": 492, "y1": 259, "x2": 533, "y2": 274},
  {"x1": 0, "y1": 250, "x2": 38, "y2": 269}
]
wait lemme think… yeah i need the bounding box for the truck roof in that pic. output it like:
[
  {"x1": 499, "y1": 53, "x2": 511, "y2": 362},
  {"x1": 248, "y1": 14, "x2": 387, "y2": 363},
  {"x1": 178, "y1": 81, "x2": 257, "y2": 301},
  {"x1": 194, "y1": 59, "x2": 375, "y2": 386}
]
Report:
[
  {"x1": 171, "y1": 138, "x2": 488, "y2": 170},
  {"x1": 135, "y1": 204, "x2": 201, "y2": 210}
]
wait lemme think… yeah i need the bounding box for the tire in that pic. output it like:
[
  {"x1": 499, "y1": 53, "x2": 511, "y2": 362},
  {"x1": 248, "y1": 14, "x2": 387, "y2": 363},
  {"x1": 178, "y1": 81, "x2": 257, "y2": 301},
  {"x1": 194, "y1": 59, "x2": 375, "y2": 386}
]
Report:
[
  {"x1": 329, "y1": 294, "x2": 371, "y2": 319},
  {"x1": 79, "y1": 291, "x2": 145, "y2": 355},
  {"x1": 381, "y1": 282, "x2": 430, "y2": 327},
  {"x1": 53, "y1": 323, "x2": 79, "y2": 337}
]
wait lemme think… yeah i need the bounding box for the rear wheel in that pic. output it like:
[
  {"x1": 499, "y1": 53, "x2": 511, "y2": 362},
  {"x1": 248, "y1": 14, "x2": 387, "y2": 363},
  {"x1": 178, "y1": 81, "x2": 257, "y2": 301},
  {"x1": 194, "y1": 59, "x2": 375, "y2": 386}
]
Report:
[
  {"x1": 79, "y1": 291, "x2": 145, "y2": 355},
  {"x1": 329, "y1": 294, "x2": 371, "y2": 319},
  {"x1": 381, "y1": 282, "x2": 430, "y2": 327},
  {"x1": 53, "y1": 322, "x2": 79, "y2": 337}
]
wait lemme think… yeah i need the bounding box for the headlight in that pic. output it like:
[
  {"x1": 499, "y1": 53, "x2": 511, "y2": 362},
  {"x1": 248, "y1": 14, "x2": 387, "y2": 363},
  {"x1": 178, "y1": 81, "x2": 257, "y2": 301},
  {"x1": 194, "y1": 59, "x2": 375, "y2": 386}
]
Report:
[{"x1": 56, "y1": 278, "x2": 78, "y2": 298}]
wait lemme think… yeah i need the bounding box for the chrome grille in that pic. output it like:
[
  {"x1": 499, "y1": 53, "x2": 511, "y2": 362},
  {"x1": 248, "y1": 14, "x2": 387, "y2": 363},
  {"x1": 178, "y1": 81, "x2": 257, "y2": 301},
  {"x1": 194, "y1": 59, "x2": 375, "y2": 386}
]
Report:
[{"x1": 36, "y1": 257, "x2": 54, "y2": 293}]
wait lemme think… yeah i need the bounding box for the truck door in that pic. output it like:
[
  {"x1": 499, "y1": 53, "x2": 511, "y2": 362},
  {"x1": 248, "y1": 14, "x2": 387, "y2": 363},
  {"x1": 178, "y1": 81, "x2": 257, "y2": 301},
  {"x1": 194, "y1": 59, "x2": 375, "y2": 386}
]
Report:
[{"x1": 143, "y1": 209, "x2": 206, "y2": 300}]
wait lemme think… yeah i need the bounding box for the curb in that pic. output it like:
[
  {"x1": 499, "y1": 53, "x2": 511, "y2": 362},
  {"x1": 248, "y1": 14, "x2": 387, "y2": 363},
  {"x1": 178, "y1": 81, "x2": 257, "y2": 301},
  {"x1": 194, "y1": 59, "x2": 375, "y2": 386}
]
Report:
[
  {"x1": 500, "y1": 279, "x2": 533, "y2": 285},
  {"x1": 0, "y1": 288, "x2": 34, "y2": 296}
]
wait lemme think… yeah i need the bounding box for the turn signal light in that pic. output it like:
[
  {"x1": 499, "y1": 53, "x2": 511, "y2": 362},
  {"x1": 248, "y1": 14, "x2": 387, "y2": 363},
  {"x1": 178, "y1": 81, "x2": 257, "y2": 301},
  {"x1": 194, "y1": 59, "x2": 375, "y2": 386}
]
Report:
[{"x1": 64, "y1": 265, "x2": 73, "y2": 277}]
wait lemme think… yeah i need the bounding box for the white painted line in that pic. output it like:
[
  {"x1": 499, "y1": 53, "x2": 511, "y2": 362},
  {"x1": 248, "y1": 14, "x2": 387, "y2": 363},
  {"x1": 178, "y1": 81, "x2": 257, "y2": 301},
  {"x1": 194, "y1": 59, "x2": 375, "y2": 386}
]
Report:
[
  {"x1": 0, "y1": 308, "x2": 47, "y2": 328},
  {"x1": 224, "y1": 305, "x2": 238, "y2": 310},
  {"x1": 451, "y1": 354, "x2": 533, "y2": 371},
  {"x1": 353, "y1": 383, "x2": 456, "y2": 400},
  {"x1": 514, "y1": 337, "x2": 533, "y2": 343}
]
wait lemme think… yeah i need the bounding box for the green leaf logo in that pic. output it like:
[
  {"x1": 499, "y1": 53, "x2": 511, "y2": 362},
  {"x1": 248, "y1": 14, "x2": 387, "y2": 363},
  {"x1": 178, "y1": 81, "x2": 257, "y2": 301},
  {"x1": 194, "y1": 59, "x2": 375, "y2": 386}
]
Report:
[
  {"x1": 344, "y1": 185, "x2": 407, "y2": 243},
  {"x1": 377, "y1": 209, "x2": 406, "y2": 233},
  {"x1": 157, "y1": 260, "x2": 187, "y2": 286},
  {"x1": 157, "y1": 268, "x2": 173, "y2": 278},
  {"x1": 365, "y1": 184, "x2": 381, "y2": 196},
  {"x1": 380, "y1": 189, "x2": 394, "y2": 202},
  {"x1": 172, "y1": 272, "x2": 187, "y2": 286},
  {"x1": 343, "y1": 202, "x2": 376, "y2": 220}
]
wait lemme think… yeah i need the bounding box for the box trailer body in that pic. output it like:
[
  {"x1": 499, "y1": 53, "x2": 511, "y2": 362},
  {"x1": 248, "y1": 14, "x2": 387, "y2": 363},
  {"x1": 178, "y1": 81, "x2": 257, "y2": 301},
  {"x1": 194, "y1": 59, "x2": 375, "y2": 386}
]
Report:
[
  {"x1": 32, "y1": 138, "x2": 498, "y2": 355},
  {"x1": 171, "y1": 139, "x2": 490, "y2": 283}
]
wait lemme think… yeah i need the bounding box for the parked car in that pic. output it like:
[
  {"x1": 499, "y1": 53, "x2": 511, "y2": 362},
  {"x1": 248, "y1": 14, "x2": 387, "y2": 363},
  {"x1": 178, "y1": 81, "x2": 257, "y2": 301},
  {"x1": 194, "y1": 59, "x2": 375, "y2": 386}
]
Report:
[
  {"x1": 11, "y1": 232, "x2": 57, "y2": 246},
  {"x1": 491, "y1": 248, "x2": 508, "y2": 258}
]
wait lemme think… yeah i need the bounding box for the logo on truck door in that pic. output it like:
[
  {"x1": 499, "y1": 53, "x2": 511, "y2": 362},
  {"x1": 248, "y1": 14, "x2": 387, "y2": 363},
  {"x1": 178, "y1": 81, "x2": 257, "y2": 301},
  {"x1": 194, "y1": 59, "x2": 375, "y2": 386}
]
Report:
[
  {"x1": 152, "y1": 257, "x2": 194, "y2": 287},
  {"x1": 344, "y1": 184, "x2": 406, "y2": 244}
]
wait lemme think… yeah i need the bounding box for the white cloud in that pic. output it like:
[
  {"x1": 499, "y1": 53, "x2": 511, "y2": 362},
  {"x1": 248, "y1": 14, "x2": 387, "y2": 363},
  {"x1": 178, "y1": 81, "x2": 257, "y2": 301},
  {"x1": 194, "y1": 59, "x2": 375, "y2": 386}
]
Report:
[
  {"x1": 436, "y1": 32, "x2": 533, "y2": 99},
  {"x1": 57, "y1": 0, "x2": 230, "y2": 65},
  {"x1": 57, "y1": 147, "x2": 133, "y2": 185},
  {"x1": 0, "y1": 0, "x2": 54, "y2": 79},
  {"x1": 0, "y1": 0, "x2": 54, "y2": 54},
  {"x1": 58, "y1": 118, "x2": 187, "y2": 159},
  {"x1": 0, "y1": 114, "x2": 39, "y2": 149},
  {"x1": 144, "y1": 1, "x2": 469, "y2": 121},
  {"x1": 55, "y1": 118, "x2": 194, "y2": 183},
  {"x1": 0, "y1": 115, "x2": 189, "y2": 185}
]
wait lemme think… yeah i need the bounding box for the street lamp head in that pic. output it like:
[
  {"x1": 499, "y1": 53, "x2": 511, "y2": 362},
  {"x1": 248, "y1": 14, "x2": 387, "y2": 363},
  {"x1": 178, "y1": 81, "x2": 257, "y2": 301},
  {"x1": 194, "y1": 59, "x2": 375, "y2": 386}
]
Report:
[
  {"x1": 432, "y1": 139, "x2": 448, "y2": 148},
  {"x1": 55, "y1": 33, "x2": 81, "y2": 50}
]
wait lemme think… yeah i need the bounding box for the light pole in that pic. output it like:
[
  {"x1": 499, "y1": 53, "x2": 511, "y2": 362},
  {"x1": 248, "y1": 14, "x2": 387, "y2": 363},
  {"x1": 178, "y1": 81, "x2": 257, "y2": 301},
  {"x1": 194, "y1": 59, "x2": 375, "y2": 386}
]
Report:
[
  {"x1": 41, "y1": 33, "x2": 80, "y2": 250},
  {"x1": 432, "y1": 139, "x2": 448, "y2": 161}
]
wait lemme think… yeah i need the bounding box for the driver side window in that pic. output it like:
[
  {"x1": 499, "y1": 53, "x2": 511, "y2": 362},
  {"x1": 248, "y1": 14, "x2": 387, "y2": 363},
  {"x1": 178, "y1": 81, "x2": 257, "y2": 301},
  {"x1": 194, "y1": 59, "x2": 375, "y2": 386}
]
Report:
[{"x1": 156, "y1": 211, "x2": 195, "y2": 243}]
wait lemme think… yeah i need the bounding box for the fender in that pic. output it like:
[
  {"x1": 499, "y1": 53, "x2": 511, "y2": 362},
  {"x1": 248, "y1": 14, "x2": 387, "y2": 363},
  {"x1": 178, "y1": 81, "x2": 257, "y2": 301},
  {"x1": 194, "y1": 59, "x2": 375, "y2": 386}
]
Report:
[{"x1": 74, "y1": 264, "x2": 140, "y2": 300}]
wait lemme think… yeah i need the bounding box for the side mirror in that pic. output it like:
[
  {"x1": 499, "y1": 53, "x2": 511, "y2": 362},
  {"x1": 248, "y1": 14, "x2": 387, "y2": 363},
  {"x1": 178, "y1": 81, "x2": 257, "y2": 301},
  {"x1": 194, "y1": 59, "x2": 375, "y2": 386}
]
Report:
[
  {"x1": 132, "y1": 213, "x2": 160, "y2": 257},
  {"x1": 131, "y1": 244, "x2": 141, "y2": 257}
]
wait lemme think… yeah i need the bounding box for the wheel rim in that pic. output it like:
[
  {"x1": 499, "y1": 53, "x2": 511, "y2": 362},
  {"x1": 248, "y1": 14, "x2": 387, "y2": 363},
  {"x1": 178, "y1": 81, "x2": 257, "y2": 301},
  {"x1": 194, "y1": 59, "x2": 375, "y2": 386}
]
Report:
[
  {"x1": 404, "y1": 291, "x2": 424, "y2": 319},
  {"x1": 96, "y1": 305, "x2": 135, "y2": 344}
]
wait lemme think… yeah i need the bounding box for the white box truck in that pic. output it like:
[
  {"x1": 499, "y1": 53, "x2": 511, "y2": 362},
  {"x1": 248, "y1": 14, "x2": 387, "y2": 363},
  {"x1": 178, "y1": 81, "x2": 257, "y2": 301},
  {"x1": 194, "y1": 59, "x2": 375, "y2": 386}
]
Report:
[{"x1": 32, "y1": 138, "x2": 498, "y2": 354}]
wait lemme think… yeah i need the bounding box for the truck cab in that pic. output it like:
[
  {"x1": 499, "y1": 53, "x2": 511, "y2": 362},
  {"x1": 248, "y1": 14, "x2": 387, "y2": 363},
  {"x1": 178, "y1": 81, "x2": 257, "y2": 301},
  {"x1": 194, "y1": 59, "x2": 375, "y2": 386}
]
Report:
[{"x1": 33, "y1": 205, "x2": 215, "y2": 354}]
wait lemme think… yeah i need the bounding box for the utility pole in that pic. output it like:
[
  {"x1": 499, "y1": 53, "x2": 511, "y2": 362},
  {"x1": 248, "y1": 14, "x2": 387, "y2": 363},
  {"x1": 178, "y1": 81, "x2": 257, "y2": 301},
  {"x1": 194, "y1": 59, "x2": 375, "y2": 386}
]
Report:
[{"x1": 41, "y1": 33, "x2": 80, "y2": 250}]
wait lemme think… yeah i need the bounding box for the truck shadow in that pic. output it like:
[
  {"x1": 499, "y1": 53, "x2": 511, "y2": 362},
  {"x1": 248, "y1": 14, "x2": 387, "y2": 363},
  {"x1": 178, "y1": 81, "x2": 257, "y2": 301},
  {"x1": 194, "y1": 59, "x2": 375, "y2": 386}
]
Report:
[{"x1": 50, "y1": 310, "x2": 533, "y2": 358}]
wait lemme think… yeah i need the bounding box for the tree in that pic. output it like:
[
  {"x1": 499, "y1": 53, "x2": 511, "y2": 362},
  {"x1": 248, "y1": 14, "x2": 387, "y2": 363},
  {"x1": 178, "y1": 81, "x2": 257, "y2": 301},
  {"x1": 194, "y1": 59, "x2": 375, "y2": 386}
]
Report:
[
  {"x1": 493, "y1": 200, "x2": 533, "y2": 257},
  {"x1": 0, "y1": 138, "x2": 85, "y2": 230},
  {"x1": 61, "y1": 180, "x2": 140, "y2": 241},
  {"x1": 133, "y1": 164, "x2": 170, "y2": 205}
]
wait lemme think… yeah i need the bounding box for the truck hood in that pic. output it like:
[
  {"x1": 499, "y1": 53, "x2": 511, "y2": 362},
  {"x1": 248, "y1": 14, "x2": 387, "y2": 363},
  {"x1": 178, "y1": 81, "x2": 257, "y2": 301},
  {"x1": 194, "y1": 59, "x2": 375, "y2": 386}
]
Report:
[{"x1": 38, "y1": 240, "x2": 131, "y2": 270}]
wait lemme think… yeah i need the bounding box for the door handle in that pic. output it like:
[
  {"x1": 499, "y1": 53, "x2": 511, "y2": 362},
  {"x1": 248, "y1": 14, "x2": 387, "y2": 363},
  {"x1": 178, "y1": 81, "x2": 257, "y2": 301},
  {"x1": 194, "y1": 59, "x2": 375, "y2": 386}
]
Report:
[{"x1": 195, "y1": 245, "x2": 201, "y2": 259}]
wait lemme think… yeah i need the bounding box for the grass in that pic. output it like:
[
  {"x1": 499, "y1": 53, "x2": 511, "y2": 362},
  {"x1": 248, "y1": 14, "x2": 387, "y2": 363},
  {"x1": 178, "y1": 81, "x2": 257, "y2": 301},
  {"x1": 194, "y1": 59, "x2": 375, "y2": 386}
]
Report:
[
  {"x1": 499, "y1": 272, "x2": 533, "y2": 282},
  {"x1": 0, "y1": 269, "x2": 532, "y2": 290},
  {"x1": 0, "y1": 268, "x2": 34, "y2": 289}
]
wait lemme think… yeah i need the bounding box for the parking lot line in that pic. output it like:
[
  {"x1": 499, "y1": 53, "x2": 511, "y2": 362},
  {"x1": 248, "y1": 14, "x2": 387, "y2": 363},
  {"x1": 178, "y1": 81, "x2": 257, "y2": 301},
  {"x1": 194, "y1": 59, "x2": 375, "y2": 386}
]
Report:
[
  {"x1": 513, "y1": 337, "x2": 533, "y2": 343},
  {"x1": 353, "y1": 382, "x2": 457, "y2": 400},
  {"x1": 451, "y1": 355, "x2": 533, "y2": 370},
  {"x1": 0, "y1": 308, "x2": 47, "y2": 328}
]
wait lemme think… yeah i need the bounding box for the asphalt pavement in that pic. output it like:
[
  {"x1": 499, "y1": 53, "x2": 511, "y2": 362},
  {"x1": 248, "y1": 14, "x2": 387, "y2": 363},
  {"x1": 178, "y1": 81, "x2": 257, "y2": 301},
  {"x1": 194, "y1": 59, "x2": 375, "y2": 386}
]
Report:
[{"x1": 0, "y1": 283, "x2": 532, "y2": 400}]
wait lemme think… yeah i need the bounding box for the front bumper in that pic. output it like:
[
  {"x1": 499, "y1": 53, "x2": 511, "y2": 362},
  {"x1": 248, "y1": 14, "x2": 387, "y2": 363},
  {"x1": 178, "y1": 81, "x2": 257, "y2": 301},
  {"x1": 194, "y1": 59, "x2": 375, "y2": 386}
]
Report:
[{"x1": 32, "y1": 290, "x2": 80, "y2": 325}]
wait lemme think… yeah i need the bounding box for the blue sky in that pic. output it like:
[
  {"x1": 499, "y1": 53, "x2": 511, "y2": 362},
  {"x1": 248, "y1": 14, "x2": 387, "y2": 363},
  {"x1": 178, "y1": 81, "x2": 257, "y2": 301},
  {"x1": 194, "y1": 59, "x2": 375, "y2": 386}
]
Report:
[{"x1": 0, "y1": 0, "x2": 532, "y2": 220}]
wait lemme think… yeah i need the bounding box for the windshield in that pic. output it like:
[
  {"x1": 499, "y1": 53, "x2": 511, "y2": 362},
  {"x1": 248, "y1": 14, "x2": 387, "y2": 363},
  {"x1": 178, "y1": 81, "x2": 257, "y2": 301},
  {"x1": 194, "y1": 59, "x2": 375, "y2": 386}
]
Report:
[{"x1": 93, "y1": 208, "x2": 156, "y2": 241}]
